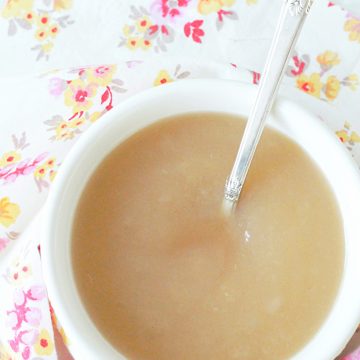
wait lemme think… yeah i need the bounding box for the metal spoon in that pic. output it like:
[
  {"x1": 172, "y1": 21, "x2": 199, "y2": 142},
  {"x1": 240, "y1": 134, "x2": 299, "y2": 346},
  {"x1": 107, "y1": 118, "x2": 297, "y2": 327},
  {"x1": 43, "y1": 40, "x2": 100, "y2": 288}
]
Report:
[{"x1": 223, "y1": 0, "x2": 314, "y2": 214}]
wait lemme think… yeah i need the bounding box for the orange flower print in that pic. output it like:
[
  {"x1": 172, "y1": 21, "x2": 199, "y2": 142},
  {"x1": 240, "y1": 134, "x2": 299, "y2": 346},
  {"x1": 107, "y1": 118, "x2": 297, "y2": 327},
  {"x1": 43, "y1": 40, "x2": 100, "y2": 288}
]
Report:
[
  {"x1": 64, "y1": 79, "x2": 97, "y2": 113},
  {"x1": 33, "y1": 329, "x2": 54, "y2": 356},
  {"x1": 296, "y1": 73, "x2": 322, "y2": 98},
  {"x1": 344, "y1": 15, "x2": 360, "y2": 43},
  {"x1": 85, "y1": 66, "x2": 116, "y2": 86},
  {"x1": 325, "y1": 76, "x2": 340, "y2": 101}
]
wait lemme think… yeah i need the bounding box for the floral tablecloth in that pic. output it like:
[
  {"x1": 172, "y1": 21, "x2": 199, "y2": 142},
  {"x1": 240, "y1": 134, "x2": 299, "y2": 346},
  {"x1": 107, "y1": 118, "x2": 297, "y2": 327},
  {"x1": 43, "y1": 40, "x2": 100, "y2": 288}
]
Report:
[{"x1": 1, "y1": 0, "x2": 360, "y2": 359}]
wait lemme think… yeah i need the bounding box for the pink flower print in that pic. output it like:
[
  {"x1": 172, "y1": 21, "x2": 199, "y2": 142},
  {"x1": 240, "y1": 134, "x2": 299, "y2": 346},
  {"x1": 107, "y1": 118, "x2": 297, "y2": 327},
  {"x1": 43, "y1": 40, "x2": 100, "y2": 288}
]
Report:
[
  {"x1": 4, "y1": 259, "x2": 32, "y2": 285},
  {"x1": 86, "y1": 65, "x2": 116, "y2": 86},
  {"x1": 6, "y1": 285, "x2": 48, "y2": 360},
  {"x1": 24, "y1": 308, "x2": 41, "y2": 327},
  {"x1": 9, "y1": 329, "x2": 39, "y2": 352},
  {"x1": 0, "y1": 152, "x2": 48, "y2": 184},
  {"x1": 19, "y1": 329, "x2": 39, "y2": 346},
  {"x1": 26, "y1": 285, "x2": 46, "y2": 301},
  {"x1": 286, "y1": 53, "x2": 310, "y2": 77},
  {"x1": 22, "y1": 345, "x2": 30, "y2": 360},
  {"x1": 0, "y1": 236, "x2": 9, "y2": 250},
  {"x1": 6, "y1": 311, "x2": 19, "y2": 329},
  {"x1": 49, "y1": 77, "x2": 67, "y2": 96},
  {"x1": 150, "y1": 0, "x2": 191, "y2": 25},
  {"x1": 252, "y1": 71, "x2": 261, "y2": 85},
  {"x1": 64, "y1": 79, "x2": 97, "y2": 113},
  {"x1": 126, "y1": 60, "x2": 143, "y2": 68},
  {"x1": 342, "y1": 346, "x2": 360, "y2": 359},
  {"x1": 184, "y1": 20, "x2": 204, "y2": 43},
  {"x1": 14, "y1": 289, "x2": 26, "y2": 307}
]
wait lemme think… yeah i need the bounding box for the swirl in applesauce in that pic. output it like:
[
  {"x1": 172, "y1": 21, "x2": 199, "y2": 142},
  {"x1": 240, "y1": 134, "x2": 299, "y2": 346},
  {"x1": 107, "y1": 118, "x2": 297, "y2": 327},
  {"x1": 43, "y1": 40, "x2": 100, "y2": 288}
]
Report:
[{"x1": 72, "y1": 113, "x2": 343, "y2": 360}]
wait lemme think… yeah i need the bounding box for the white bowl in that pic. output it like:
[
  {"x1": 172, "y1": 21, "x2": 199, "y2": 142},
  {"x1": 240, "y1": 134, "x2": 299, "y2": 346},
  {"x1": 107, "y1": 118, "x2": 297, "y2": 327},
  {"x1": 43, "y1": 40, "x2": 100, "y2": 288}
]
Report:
[{"x1": 42, "y1": 79, "x2": 360, "y2": 360}]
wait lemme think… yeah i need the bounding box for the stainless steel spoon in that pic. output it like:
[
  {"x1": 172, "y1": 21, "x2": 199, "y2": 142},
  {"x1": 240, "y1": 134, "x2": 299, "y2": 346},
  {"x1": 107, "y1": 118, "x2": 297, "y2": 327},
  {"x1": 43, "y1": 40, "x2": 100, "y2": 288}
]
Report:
[{"x1": 223, "y1": 0, "x2": 314, "y2": 214}]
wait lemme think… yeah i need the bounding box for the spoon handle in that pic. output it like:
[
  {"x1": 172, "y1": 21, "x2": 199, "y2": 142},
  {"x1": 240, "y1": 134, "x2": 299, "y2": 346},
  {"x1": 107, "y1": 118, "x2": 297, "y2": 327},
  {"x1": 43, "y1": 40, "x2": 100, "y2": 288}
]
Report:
[{"x1": 224, "y1": 0, "x2": 314, "y2": 209}]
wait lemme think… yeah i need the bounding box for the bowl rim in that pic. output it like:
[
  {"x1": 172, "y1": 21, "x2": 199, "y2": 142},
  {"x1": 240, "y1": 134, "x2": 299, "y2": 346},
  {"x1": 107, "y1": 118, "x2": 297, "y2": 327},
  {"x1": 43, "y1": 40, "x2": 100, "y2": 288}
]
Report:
[{"x1": 42, "y1": 78, "x2": 360, "y2": 360}]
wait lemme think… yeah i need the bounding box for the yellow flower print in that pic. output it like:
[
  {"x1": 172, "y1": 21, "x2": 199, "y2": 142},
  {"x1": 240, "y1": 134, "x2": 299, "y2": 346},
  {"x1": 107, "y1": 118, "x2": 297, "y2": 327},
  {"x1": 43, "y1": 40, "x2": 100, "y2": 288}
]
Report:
[
  {"x1": 0, "y1": 151, "x2": 21, "y2": 168},
  {"x1": 123, "y1": 24, "x2": 132, "y2": 37},
  {"x1": 140, "y1": 38, "x2": 152, "y2": 50},
  {"x1": 221, "y1": 0, "x2": 235, "y2": 5},
  {"x1": 198, "y1": 0, "x2": 222, "y2": 15},
  {"x1": 316, "y1": 51, "x2": 340, "y2": 68},
  {"x1": 55, "y1": 121, "x2": 70, "y2": 139},
  {"x1": 49, "y1": 169, "x2": 57, "y2": 182},
  {"x1": 53, "y1": 0, "x2": 72, "y2": 11},
  {"x1": 336, "y1": 129, "x2": 349, "y2": 143},
  {"x1": 89, "y1": 111, "x2": 102, "y2": 122},
  {"x1": 34, "y1": 14, "x2": 59, "y2": 42},
  {"x1": 325, "y1": 76, "x2": 340, "y2": 101},
  {"x1": 344, "y1": 74, "x2": 359, "y2": 91},
  {"x1": 36, "y1": 13, "x2": 50, "y2": 27},
  {"x1": 85, "y1": 65, "x2": 116, "y2": 86},
  {"x1": 296, "y1": 73, "x2": 322, "y2": 98},
  {"x1": 336, "y1": 122, "x2": 360, "y2": 146},
  {"x1": 41, "y1": 41, "x2": 54, "y2": 53},
  {"x1": 33, "y1": 329, "x2": 54, "y2": 356},
  {"x1": 1, "y1": 0, "x2": 33, "y2": 19},
  {"x1": 49, "y1": 24, "x2": 60, "y2": 38},
  {"x1": 45, "y1": 157, "x2": 56, "y2": 168},
  {"x1": 0, "y1": 197, "x2": 20, "y2": 228},
  {"x1": 246, "y1": 0, "x2": 257, "y2": 4},
  {"x1": 351, "y1": 131, "x2": 360, "y2": 143},
  {"x1": 68, "y1": 117, "x2": 85, "y2": 128},
  {"x1": 59, "y1": 326, "x2": 69, "y2": 345},
  {"x1": 64, "y1": 79, "x2": 97, "y2": 113},
  {"x1": 35, "y1": 28, "x2": 49, "y2": 41},
  {"x1": 23, "y1": 10, "x2": 35, "y2": 23},
  {"x1": 198, "y1": 0, "x2": 235, "y2": 15},
  {"x1": 154, "y1": 70, "x2": 173, "y2": 86},
  {"x1": 34, "y1": 164, "x2": 47, "y2": 179},
  {"x1": 126, "y1": 37, "x2": 141, "y2": 50},
  {"x1": 0, "y1": 343, "x2": 20, "y2": 360},
  {"x1": 344, "y1": 17, "x2": 360, "y2": 43},
  {"x1": 136, "y1": 16, "x2": 152, "y2": 33}
]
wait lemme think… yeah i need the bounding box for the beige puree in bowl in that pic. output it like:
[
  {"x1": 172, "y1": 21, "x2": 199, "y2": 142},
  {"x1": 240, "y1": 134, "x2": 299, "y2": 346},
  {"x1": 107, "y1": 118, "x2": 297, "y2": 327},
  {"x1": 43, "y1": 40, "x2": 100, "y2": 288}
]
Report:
[{"x1": 72, "y1": 113, "x2": 344, "y2": 360}]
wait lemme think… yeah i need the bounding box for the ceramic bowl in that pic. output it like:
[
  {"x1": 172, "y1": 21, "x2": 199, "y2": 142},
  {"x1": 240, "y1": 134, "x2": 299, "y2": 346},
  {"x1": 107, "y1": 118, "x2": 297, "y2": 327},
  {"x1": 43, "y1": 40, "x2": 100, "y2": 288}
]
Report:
[{"x1": 42, "y1": 79, "x2": 360, "y2": 360}]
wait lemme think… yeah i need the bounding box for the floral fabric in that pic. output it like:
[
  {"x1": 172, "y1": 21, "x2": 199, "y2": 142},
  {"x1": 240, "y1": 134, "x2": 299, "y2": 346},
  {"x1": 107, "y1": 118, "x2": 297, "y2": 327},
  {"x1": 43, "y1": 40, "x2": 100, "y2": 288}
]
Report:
[{"x1": 0, "y1": 0, "x2": 360, "y2": 359}]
